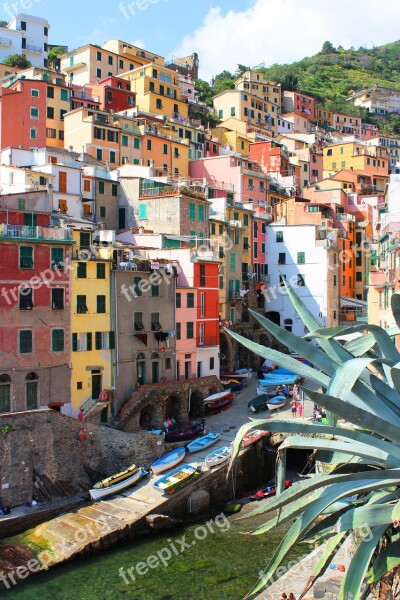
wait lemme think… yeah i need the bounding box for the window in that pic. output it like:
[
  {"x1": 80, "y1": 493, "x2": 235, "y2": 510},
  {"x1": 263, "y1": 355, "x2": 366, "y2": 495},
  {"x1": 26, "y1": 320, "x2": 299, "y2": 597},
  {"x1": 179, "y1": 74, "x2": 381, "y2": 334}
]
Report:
[
  {"x1": 278, "y1": 253, "x2": 286, "y2": 265},
  {"x1": 20, "y1": 246, "x2": 33, "y2": 269},
  {"x1": 26, "y1": 372, "x2": 38, "y2": 410},
  {"x1": 254, "y1": 242, "x2": 258, "y2": 259},
  {"x1": 176, "y1": 323, "x2": 181, "y2": 340},
  {"x1": 200, "y1": 264, "x2": 206, "y2": 287},
  {"x1": 189, "y1": 203, "x2": 196, "y2": 220},
  {"x1": 187, "y1": 293, "x2": 195, "y2": 308},
  {"x1": 276, "y1": 231, "x2": 283, "y2": 242},
  {"x1": 243, "y1": 237, "x2": 250, "y2": 250},
  {"x1": 146, "y1": 139, "x2": 152, "y2": 151},
  {"x1": 219, "y1": 276, "x2": 224, "y2": 290},
  {"x1": 99, "y1": 206, "x2": 106, "y2": 218},
  {"x1": 162, "y1": 143, "x2": 168, "y2": 155},
  {"x1": 356, "y1": 272, "x2": 362, "y2": 282},
  {"x1": 297, "y1": 274, "x2": 305, "y2": 286},
  {"x1": 96, "y1": 68, "x2": 102, "y2": 79},
  {"x1": 151, "y1": 281, "x2": 159, "y2": 297},
  {"x1": 139, "y1": 203, "x2": 147, "y2": 219},
  {"x1": 297, "y1": 252, "x2": 305, "y2": 264},
  {"x1": 151, "y1": 312, "x2": 161, "y2": 331},
  {"x1": 119, "y1": 59, "x2": 124, "y2": 68},
  {"x1": 60, "y1": 88, "x2": 68, "y2": 101},
  {"x1": 97, "y1": 295, "x2": 106, "y2": 313},
  {"x1": 200, "y1": 292, "x2": 205, "y2": 317},
  {"x1": 209, "y1": 357, "x2": 215, "y2": 370},
  {"x1": 244, "y1": 214, "x2": 249, "y2": 226},
  {"x1": 77, "y1": 262, "x2": 87, "y2": 278},
  {"x1": 284, "y1": 319, "x2": 293, "y2": 333},
  {"x1": 230, "y1": 252, "x2": 236, "y2": 270},
  {"x1": 133, "y1": 277, "x2": 142, "y2": 296},
  {"x1": 47, "y1": 86, "x2": 54, "y2": 98},
  {"x1": 112, "y1": 184, "x2": 118, "y2": 197},
  {"x1": 327, "y1": 149, "x2": 332, "y2": 156},
  {"x1": 0, "y1": 375, "x2": 11, "y2": 413},
  {"x1": 187, "y1": 322, "x2": 194, "y2": 339},
  {"x1": 134, "y1": 138, "x2": 140, "y2": 149},
  {"x1": 279, "y1": 275, "x2": 286, "y2": 287},
  {"x1": 30, "y1": 128, "x2": 37, "y2": 139},
  {"x1": 96, "y1": 148, "x2": 103, "y2": 161},
  {"x1": 52, "y1": 329, "x2": 64, "y2": 351},
  {"x1": 97, "y1": 263, "x2": 106, "y2": 279},
  {"x1": 108, "y1": 55, "x2": 113, "y2": 65},
  {"x1": 77, "y1": 295, "x2": 88, "y2": 313},
  {"x1": 198, "y1": 205, "x2": 205, "y2": 222},
  {"x1": 98, "y1": 181, "x2": 105, "y2": 194},
  {"x1": 51, "y1": 248, "x2": 64, "y2": 270},
  {"x1": 31, "y1": 89, "x2": 39, "y2": 97},
  {"x1": 334, "y1": 275, "x2": 337, "y2": 286},
  {"x1": 19, "y1": 287, "x2": 33, "y2": 310},
  {"x1": 51, "y1": 288, "x2": 64, "y2": 310},
  {"x1": 109, "y1": 151, "x2": 116, "y2": 164},
  {"x1": 176, "y1": 293, "x2": 181, "y2": 308},
  {"x1": 60, "y1": 109, "x2": 67, "y2": 120},
  {"x1": 134, "y1": 312, "x2": 144, "y2": 331},
  {"x1": 122, "y1": 134, "x2": 129, "y2": 147},
  {"x1": 199, "y1": 323, "x2": 205, "y2": 345},
  {"x1": 30, "y1": 107, "x2": 39, "y2": 119},
  {"x1": 19, "y1": 330, "x2": 32, "y2": 354}
]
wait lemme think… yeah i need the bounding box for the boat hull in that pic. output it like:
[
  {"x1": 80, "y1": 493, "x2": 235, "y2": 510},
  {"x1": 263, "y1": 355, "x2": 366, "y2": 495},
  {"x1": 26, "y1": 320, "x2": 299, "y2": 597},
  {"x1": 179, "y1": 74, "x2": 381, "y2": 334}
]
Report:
[
  {"x1": 153, "y1": 464, "x2": 201, "y2": 494},
  {"x1": 203, "y1": 390, "x2": 232, "y2": 404},
  {"x1": 90, "y1": 468, "x2": 145, "y2": 500},
  {"x1": 150, "y1": 447, "x2": 186, "y2": 475},
  {"x1": 206, "y1": 396, "x2": 233, "y2": 414},
  {"x1": 205, "y1": 446, "x2": 232, "y2": 467},
  {"x1": 164, "y1": 421, "x2": 205, "y2": 443},
  {"x1": 242, "y1": 430, "x2": 266, "y2": 447},
  {"x1": 267, "y1": 396, "x2": 287, "y2": 410}
]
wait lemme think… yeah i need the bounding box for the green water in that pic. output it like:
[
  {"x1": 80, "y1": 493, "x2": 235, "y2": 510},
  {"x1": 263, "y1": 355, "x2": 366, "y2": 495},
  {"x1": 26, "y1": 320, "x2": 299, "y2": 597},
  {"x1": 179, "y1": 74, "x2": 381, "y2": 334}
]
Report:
[{"x1": 5, "y1": 508, "x2": 307, "y2": 600}]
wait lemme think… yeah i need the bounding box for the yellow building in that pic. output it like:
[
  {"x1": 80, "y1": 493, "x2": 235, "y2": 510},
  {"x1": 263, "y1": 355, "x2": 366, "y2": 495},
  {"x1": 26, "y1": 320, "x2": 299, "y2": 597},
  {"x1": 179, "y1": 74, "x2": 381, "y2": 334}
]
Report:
[
  {"x1": 64, "y1": 107, "x2": 120, "y2": 165},
  {"x1": 70, "y1": 227, "x2": 114, "y2": 418},
  {"x1": 316, "y1": 106, "x2": 334, "y2": 130},
  {"x1": 323, "y1": 141, "x2": 389, "y2": 192},
  {"x1": 121, "y1": 63, "x2": 188, "y2": 120},
  {"x1": 45, "y1": 78, "x2": 71, "y2": 149}
]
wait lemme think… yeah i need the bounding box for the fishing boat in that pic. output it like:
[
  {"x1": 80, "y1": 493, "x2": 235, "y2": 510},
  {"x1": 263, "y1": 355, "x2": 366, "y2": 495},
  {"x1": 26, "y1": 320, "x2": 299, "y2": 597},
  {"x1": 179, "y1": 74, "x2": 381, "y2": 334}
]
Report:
[
  {"x1": 268, "y1": 367, "x2": 297, "y2": 376},
  {"x1": 220, "y1": 371, "x2": 249, "y2": 380},
  {"x1": 203, "y1": 390, "x2": 232, "y2": 404},
  {"x1": 164, "y1": 420, "x2": 205, "y2": 443},
  {"x1": 248, "y1": 396, "x2": 268, "y2": 413},
  {"x1": 205, "y1": 446, "x2": 232, "y2": 468},
  {"x1": 266, "y1": 395, "x2": 287, "y2": 410},
  {"x1": 187, "y1": 432, "x2": 220, "y2": 453},
  {"x1": 89, "y1": 466, "x2": 146, "y2": 500},
  {"x1": 206, "y1": 394, "x2": 233, "y2": 415},
  {"x1": 242, "y1": 430, "x2": 267, "y2": 447},
  {"x1": 153, "y1": 463, "x2": 201, "y2": 495},
  {"x1": 150, "y1": 447, "x2": 186, "y2": 475},
  {"x1": 229, "y1": 380, "x2": 244, "y2": 392},
  {"x1": 259, "y1": 373, "x2": 298, "y2": 385}
]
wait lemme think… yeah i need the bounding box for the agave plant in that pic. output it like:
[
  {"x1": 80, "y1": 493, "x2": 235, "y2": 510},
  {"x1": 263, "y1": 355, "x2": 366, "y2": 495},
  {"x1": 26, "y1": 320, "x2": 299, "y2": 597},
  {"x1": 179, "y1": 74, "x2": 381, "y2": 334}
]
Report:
[{"x1": 227, "y1": 279, "x2": 400, "y2": 599}]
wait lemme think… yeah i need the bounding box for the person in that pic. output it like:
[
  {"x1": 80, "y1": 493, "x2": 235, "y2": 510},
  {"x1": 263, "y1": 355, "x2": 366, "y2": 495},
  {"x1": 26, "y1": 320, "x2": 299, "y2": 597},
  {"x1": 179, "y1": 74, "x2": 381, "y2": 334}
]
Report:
[
  {"x1": 282, "y1": 384, "x2": 288, "y2": 396},
  {"x1": 163, "y1": 418, "x2": 169, "y2": 431},
  {"x1": 292, "y1": 384, "x2": 299, "y2": 399},
  {"x1": 170, "y1": 416, "x2": 177, "y2": 429},
  {"x1": 276, "y1": 385, "x2": 284, "y2": 396},
  {"x1": 291, "y1": 399, "x2": 297, "y2": 418},
  {"x1": 79, "y1": 427, "x2": 87, "y2": 441},
  {"x1": 288, "y1": 594, "x2": 296, "y2": 600},
  {"x1": 78, "y1": 410, "x2": 84, "y2": 422},
  {"x1": 298, "y1": 401, "x2": 303, "y2": 418}
]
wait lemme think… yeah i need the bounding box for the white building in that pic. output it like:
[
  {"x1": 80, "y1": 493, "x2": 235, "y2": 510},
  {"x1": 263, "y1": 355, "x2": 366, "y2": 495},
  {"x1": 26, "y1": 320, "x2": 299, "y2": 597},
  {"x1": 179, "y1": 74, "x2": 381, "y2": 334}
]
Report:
[
  {"x1": 265, "y1": 224, "x2": 339, "y2": 336},
  {"x1": 0, "y1": 14, "x2": 49, "y2": 68}
]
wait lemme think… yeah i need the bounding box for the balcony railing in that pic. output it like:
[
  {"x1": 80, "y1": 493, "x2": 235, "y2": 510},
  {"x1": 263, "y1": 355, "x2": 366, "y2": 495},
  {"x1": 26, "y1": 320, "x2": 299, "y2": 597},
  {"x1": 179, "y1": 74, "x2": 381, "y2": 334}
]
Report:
[
  {"x1": 336, "y1": 213, "x2": 356, "y2": 222},
  {"x1": 26, "y1": 44, "x2": 42, "y2": 53},
  {"x1": 0, "y1": 224, "x2": 73, "y2": 242}
]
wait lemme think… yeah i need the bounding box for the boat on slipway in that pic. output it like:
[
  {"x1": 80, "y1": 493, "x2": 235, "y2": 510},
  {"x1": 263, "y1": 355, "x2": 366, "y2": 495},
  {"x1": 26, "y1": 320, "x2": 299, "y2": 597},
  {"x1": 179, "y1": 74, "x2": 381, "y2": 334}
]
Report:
[
  {"x1": 89, "y1": 465, "x2": 147, "y2": 500},
  {"x1": 150, "y1": 447, "x2": 186, "y2": 475},
  {"x1": 153, "y1": 464, "x2": 201, "y2": 495},
  {"x1": 187, "y1": 432, "x2": 220, "y2": 453}
]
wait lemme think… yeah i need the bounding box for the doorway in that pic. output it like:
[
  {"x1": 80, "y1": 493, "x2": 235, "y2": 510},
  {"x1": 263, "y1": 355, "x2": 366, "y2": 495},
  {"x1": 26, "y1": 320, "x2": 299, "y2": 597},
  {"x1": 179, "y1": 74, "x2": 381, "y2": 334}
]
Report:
[
  {"x1": 151, "y1": 360, "x2": 159, "y2": 384},
  {"x1": 91, "y1": 371, "x2": 102, "y2": 399},
  {"x1": 184, "y1": 361, "x2": 191, "y2": 380}
]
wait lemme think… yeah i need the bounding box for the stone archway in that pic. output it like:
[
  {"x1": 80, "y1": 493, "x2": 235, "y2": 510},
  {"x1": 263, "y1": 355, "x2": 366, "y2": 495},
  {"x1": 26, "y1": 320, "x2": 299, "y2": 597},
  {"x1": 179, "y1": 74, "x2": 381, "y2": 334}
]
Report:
[
  {"x1": 189, "y1": 390, "x2": 204, "y2": 419},
  {"x1": 139, "y1": 404, "x2": 156, "y2": 429},
  {"x1": 164, "y1": 395, "x2": 185, "y2": 424}
]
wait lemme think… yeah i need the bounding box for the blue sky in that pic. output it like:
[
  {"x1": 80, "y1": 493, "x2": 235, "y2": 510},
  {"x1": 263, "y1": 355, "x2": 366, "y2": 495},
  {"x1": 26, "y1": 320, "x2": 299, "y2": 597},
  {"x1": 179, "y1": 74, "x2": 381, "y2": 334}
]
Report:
[{"x1": 3, "y1": 0, "x2": 400, "y2": 80}]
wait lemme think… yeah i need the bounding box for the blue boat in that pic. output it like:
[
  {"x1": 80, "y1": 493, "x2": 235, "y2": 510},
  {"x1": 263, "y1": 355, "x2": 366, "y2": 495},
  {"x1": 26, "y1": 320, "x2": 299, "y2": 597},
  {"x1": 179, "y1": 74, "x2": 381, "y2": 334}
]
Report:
[
  {"x1": 267, "y1": 395, "x2": 287, "y2": 410},
  {"x1": 187, "y1": 432, "x2": 220, "y2": 453},
  {"x1": 258, "y1": 374, "x2": 298, "y2": 386},
  {"x1": 150, "y1": 447, "x2": 186, "y2": 475},
  {"x1": 153, "y1": 463, "x2": 201, "y2": 494},
  {"x1": 269, "y1": 367, "x2": 297, "y2": 376}
]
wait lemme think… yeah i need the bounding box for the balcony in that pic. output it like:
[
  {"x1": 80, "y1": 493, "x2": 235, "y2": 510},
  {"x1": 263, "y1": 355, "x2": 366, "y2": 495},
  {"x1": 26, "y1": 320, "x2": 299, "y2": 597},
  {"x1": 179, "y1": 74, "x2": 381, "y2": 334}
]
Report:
[
  {"x1": 259, "y1": 274, "x2": 270, "y2": 283},
  {"x1": 0, "y1": 37, "x2": 12, "y2": 46},
  {"x1": 190, "y1": 247, "x2": 218, "y2": 262},
  {"x1": 63, "y1": 61, "x2": 87, "y2": 72},
  {"x1": 255, "y1": 212, "x2": 273, "y2": 221},
  {"x1": 335, "y1": 213, "x2": 356, "y2": 222},
  {"x1": 26, "y1": 44, "x2": 42, "y2": 53},
  {"x1": 0, "y1": 224, "x2": 74, "y2": 242}
]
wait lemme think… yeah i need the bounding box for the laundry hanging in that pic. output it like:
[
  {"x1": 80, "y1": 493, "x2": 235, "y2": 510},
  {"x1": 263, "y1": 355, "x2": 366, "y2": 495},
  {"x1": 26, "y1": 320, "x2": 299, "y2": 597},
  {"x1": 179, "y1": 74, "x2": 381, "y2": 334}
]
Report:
[{"x1": 134, "y1": 333, "x2": 148, "y2": 346}]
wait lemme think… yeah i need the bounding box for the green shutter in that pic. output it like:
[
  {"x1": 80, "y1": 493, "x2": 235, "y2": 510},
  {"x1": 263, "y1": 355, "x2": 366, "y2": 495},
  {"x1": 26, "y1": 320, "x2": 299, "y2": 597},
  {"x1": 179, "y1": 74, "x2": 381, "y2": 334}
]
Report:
[
  {"x1": 230, "y1": 253, "x2": 236, "y2": 270},
  {"x1": 20, "y1": 246, "x2": 33, "y2": 268},
  {"x1": 95, "y1": 332, "x2": 102, "y2": 350},
  {"x1": 189, "y1": 203, "x2": 195, "y2": 220},
  {"x1": 96, "y1": 295, "x2": 106, "y2": 313},
  {"x1": 198, "y1": 205, "x2": 204, "y2": 222},
  {"x1": 244, "y1": 214, "x2": 249, "y2": 226},
  {"x1": 19, "y1": 330, "x2": 32, "y2": 353},
  {"x1": 52, "y1": 329, "x2": 64, "y2": 351},
  {"x1": 176, "y1": 323, "x2": 181, "y2": 340},
  {"x1": 72, "y1": 333, "x2": 78, "y2": 352},
  {"x1": 109, "y1": 331, "x2": 115, "y2": 349},
  {"x1": 51, "y1": 248, "x2": 64, "y2": 269},
  {"x1": 134, "y1": 138, "x2": 140, "y2": 149},
  {"x1": 134, "y1": 277, "x2": 142, "y2": 296},
  {"x1": 86, "y1": 332, "x2": 92, "y2": 351}
]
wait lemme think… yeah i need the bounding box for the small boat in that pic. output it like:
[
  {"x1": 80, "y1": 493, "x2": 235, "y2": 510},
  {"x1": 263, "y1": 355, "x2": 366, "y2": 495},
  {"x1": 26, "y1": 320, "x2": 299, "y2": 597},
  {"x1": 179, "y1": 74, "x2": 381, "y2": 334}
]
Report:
[
  {"x1": 257, "y1": 386, "x2": 278, "y2": 397},
  {"x1": 259, "y1": 375, "x2": 298, "y2": 387},
  {"x1": 242, "y1": 430, "x2": 267, "y2": 447},
  {"x1": 187, "y1": 432, "x2": 220, "y2": 453},
  {"x1": 248, "y1": 396, "x2": 269, "y2": 413},
  {"x1": 203, "y1": 390, "x2": 232, "y2": 404},
  {"x1": 205, "y1": 446, "x2": 232, "y2": 468},
  {"x1": 268, "y1": 367, "x2": 297, "y2": 376},
  {"x1": 153, "y1": 463, "x2": 201, "y2": 495},
  {"x1": 267, "y1": 395, "x2": 287, "y2": 410},
  {"x1": 206, "y1": 394, "x2": 233, "y2": 415},
  {"x1": 90, "y1": 466, "x2": 146, "y2": 500},
  {"x1": 229, "y1": 380, "x2": 244, "y2": 392},
  {"x1": 150, "y1": 447, "x2": 186, "y2": 475},
  {"x1": 164, "y1": 420, "x2": 205, "y2": 443},
  {"x1": 220, "y1": 371, "x2": 249, "y2": 380}
]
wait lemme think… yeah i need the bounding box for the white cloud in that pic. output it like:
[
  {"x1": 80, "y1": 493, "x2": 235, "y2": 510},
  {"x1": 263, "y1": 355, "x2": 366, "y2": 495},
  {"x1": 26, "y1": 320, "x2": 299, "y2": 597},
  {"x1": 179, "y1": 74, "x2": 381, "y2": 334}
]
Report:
[
  {"x1": 172, "y1": 0, "x2": 400, "y2": 81},
  {"x1": 131, "y1": 39, "x2": 145, "y2": 49}
]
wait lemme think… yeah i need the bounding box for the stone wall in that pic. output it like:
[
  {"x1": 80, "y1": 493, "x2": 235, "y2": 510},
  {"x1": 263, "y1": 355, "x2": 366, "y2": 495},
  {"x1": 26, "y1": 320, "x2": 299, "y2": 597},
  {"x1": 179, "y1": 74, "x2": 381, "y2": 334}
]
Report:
[
  {"x1": 118, "y1": 375, "x2": 223, "y2": 432},
  {"x1": 0, "y1": 410, "x2": 167, "y2": 509}
]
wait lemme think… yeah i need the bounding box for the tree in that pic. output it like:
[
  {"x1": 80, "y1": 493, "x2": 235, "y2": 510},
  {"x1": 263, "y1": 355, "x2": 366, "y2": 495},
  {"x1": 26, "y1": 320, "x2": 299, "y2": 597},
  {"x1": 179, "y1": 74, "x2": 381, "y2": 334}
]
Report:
[
  {"x1": 0, "y1": 21, "x2": 8, "y2": 27},
  {"x1": 320, "y1": 41, "x2": 337, "y2": 54},
  {"x1": 236, "y1": 64, "x2": 250, "y2": 77},
  {"x1": 47, "y1": 46, "x2": 64, "y2": 70},
  {"x1": 3, "y1": 54, "x2": 31, "y2": 68},
  {"x1": 228, "y1": 280, "x2": 400, "y2": 599}
]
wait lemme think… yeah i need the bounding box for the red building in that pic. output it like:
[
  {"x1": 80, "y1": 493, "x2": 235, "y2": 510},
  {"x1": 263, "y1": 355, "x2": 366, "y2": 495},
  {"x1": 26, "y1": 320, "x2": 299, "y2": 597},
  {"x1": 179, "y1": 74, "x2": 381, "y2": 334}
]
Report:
[
  {"x1": 283, "y1": 91, "x2": 315, "y2": 120},
  {"x1": 249, "y1": 140, "x2": 290, "y2": 177},
  {"x1": 0, "y1": 80, "x2": 47, "y2": 150},
  {"x1": 193, "y1": 257, "x2": 220, "y2": 378},
  {"x1": 0, "y1": 198, "x2": 74, "y2": 414},
  {"x1": 89, "y1": 76, "x2": 136, "y2": 113}
]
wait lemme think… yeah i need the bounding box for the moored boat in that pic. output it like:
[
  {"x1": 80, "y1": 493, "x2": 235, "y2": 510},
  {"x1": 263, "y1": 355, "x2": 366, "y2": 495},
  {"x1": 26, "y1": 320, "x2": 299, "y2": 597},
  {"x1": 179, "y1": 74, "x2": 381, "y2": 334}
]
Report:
[
  {"x1": 259, "y1": 374, "x2": 298, "y2": 386},
  {"x1": 150, "y1": 447, "x2": 186, "y2": 475},
  {"x1": 89, "y1": 466, "x2": 146, "y2": 500},
  {"x1": 164, "y1": 420, "x2": 205, "y2": 443},
  {"x1": 205, "y1": 446, "x2": 232, "y2": 468},
  {"x1": 220, "y1": 371, "x2": 249, "y2": 380},
  {"x1": 248, "y1": 396, "x2": 268, "y2": 413},
  {"x1": 242, "y1": 430, "x2": 267, "y2": 447},
  {"x1": 266, "y1": 395, "x2": 287, "y2": 410},
  {"x1": 203, "y1": 390, "x2": 232, "y2": 404},
  {"x1": 257, "y1": 386, "x2": 277, "y2": 397},
  {"x1": 206, "y1": 394, "x2": 233, "y2": 414},
  {"x1": 153, "y1": 463, "x2": 201, "y2": 495},
  {"x1": 187, "y1": 432, "x2": 220, "y2": 453}
]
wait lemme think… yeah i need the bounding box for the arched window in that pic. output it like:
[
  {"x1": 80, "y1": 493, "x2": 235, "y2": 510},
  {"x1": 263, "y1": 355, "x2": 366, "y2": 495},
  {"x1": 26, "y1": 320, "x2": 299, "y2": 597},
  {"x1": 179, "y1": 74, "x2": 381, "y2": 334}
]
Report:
[
  {"x1": 136, "y1": 353, "x2": 146, "y2": 386},
  {"x1": 0, "y1": 374, "x2": 11, "y2": 413},
  {"x1": 284, "y1": 318, "x2": 293, "y2": 333},
  {"x1": 151, "y1": 352, "x2": 160, "y2": 359},
  {"x1": 26, "y1": 372, "x2": 39, "y2": 410}
]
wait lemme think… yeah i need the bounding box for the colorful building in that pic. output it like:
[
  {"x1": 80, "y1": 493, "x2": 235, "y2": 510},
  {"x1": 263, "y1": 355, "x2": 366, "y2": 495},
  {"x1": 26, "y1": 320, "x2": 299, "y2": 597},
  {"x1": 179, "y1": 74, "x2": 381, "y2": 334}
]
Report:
[{"x1": 283, "y1": 91, "x2": 315, "y2": 120}]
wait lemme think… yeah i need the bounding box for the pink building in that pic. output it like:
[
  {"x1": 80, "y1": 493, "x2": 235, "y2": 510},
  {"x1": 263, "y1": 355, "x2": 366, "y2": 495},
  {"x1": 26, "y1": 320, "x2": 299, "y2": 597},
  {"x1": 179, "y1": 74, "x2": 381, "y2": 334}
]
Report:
[{"x1": 283, "y1": 91, "x2": 315, "y2": 120}]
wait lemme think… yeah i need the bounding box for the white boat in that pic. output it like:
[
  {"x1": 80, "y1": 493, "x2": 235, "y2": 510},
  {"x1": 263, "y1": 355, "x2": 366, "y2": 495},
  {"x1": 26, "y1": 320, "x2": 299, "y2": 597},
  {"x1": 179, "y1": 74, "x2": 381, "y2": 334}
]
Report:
[
  {"x1": 205, "y1": 446, "x2": 232, "y2": 468},
  {"x1": 203, "y1": 389, "x2": 231, "y2": 404},
  {"x1": 150, "y1": 447, "x2": 186, "y2": 475},
  {"x1": 267, "y1": 395, "x2": 287, "y2": 410},
  {"x1": 89, "y1": 467, "x2": 145, "y2": 500}
]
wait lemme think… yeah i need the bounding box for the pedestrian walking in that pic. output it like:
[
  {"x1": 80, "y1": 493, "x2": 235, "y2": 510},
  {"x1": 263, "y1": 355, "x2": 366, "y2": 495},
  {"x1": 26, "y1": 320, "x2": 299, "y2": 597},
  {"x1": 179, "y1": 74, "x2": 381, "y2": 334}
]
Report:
[
  {"x1": 291, "y1": 399, "x2": 297, "y2": 418},
  {"x1": 298, "y1": 401, "x2": 303, "y2": 418}
]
